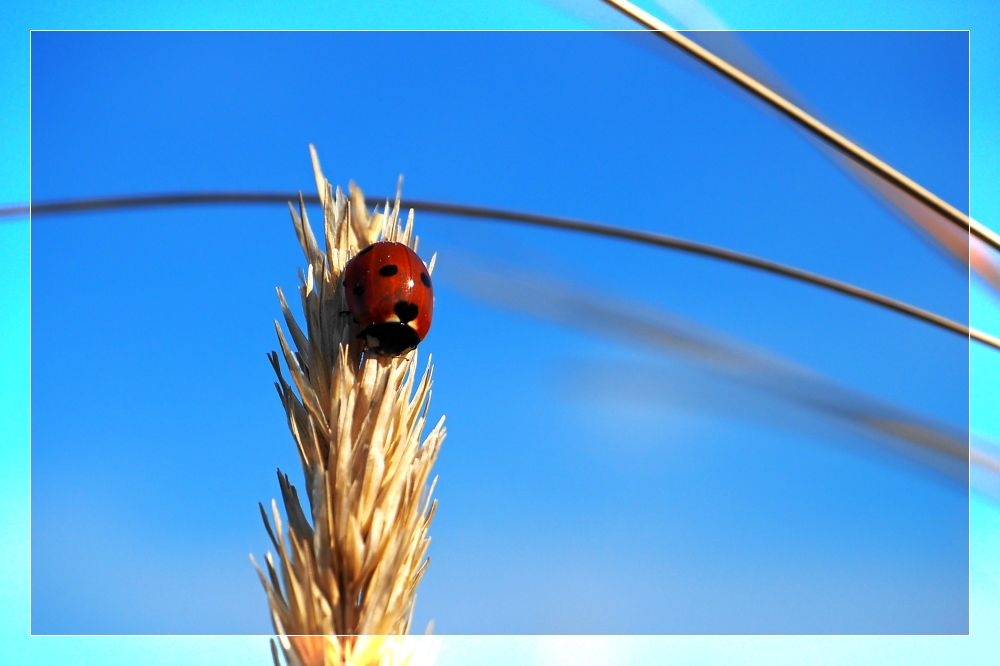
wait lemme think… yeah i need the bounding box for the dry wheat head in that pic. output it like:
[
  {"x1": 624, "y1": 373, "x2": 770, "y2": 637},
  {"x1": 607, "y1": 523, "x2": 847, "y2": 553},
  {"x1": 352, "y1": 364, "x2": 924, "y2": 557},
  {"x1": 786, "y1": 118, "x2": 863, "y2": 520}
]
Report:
[{"x1": 252, "y1": 146, "x2": 444, "y2": 666}]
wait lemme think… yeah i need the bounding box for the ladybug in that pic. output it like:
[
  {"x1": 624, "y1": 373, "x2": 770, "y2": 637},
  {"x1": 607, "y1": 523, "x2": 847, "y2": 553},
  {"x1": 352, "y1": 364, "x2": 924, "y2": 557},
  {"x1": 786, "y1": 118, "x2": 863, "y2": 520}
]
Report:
[{"x1": 343, "y1": 241, "x2": 434, "y2": 356}]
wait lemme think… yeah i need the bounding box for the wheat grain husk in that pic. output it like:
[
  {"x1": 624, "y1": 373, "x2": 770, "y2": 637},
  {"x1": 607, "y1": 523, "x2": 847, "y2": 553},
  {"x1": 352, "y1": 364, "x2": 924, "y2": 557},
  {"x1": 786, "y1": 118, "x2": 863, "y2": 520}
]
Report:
[{"x1": 252, "y1": 146, "x2": 444, "y2": 666}]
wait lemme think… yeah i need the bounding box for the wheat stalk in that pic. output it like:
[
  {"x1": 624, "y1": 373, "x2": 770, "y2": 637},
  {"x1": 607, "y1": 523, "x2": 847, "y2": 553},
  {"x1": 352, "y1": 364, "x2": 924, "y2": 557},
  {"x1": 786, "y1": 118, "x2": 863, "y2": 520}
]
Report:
[
  {"x1": 598, "y1": 0, "x2": 983, "y2": 237},
  {"x1": 251, "y1": 145, "x2": 444, "y2": 666}
]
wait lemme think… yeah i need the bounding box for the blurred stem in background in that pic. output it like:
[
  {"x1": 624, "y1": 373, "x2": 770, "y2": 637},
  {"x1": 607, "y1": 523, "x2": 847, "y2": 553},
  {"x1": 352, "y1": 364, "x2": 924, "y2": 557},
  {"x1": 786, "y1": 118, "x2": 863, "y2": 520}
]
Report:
[
  {"x1": 6, "y1": 194, "x2": 998, "y2": 351},
  {"x1": 446, "y1": 259, "x2": 999, "y2": 500}
]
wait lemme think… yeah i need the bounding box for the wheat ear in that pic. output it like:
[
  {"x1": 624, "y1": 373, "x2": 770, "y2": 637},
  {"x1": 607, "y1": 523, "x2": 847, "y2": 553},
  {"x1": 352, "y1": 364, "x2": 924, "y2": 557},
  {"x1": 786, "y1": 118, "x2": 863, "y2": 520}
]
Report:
[{"x1": 251, "y1": 145, "x2": 444, "y2": 666}]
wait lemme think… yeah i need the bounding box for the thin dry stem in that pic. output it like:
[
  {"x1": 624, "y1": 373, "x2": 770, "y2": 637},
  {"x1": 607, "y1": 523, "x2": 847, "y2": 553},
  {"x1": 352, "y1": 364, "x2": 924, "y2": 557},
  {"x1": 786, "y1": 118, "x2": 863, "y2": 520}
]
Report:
[
  {"x1": 254, "y1": 146, "x2": 444, "y2": 666},
  {"x1": 599, "y1": 0, "x2": 973, "y2": 235}
]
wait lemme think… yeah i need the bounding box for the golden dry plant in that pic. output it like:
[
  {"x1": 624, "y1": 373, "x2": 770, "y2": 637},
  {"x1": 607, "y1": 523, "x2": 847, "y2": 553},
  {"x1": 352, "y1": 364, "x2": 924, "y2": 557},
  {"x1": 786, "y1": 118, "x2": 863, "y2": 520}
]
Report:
[{"x1": 251, "y1": 145, "x2": 445, "y2": 666}]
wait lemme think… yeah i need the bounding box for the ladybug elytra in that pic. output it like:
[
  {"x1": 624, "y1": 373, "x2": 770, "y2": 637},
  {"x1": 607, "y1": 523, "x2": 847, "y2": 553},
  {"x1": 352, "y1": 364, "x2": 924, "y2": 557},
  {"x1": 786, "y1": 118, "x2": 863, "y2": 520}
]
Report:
[{"x1": 343, "y1": 241, "x2": 434, "y2": 356}]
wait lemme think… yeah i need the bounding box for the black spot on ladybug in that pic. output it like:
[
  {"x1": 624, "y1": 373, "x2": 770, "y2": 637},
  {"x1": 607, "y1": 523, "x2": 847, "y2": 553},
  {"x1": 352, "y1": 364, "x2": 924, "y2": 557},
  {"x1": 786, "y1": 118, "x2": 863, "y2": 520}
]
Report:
[
  {"x1": 356, "y1": 245, "x2": 374, "y2": 257},
  {"x1": 352, "y1": 283, "x2": 365, "y2": 296},
  {"x1": 394, "y1": 300, "x2": 419, "y2": 323},
  {"x1": 379, "y1": 264, "x2": 399, "y2": 277},
  {"x1": 420, "y1": 272, "x2": 431, "y2": 288}
]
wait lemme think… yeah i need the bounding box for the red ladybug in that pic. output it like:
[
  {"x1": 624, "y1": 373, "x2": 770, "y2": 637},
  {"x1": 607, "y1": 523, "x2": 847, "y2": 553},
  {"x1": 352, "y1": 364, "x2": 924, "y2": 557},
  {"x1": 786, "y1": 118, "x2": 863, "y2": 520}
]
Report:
[{"x1": 343, "y1": 241, "x2": 434, "y2": 356}]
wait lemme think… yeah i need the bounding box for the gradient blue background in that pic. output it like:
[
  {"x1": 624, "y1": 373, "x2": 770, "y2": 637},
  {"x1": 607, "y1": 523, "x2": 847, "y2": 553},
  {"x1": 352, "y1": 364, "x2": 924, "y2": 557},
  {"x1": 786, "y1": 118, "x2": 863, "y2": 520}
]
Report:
[
  {"x1": 28, "y1": 29, "x2": 970, "y2": 635},
  {"x1": 3, "y1": 0, "x2": 1000, "y2": 663}
]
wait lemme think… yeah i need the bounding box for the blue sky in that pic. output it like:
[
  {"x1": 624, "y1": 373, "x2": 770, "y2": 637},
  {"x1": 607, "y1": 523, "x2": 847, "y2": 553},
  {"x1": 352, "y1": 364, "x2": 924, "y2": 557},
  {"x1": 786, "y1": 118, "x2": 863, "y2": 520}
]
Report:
[{"x1": 3, "y1": 0, "x2": 1000, "y2": 664}]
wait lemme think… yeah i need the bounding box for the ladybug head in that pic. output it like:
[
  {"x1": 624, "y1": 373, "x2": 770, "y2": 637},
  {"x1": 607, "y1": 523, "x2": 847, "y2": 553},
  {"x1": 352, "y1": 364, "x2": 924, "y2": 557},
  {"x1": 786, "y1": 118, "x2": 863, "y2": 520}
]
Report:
[{"x1": 359, "y1": 322, "x2": 422, "y2": 356}]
